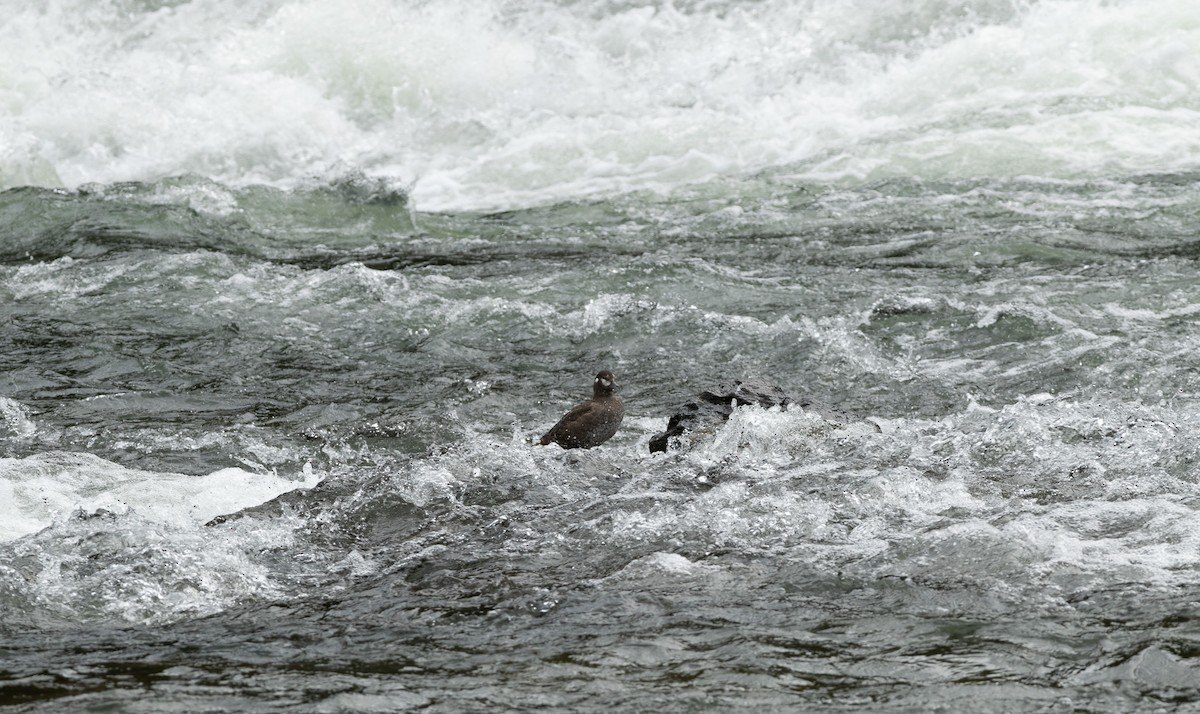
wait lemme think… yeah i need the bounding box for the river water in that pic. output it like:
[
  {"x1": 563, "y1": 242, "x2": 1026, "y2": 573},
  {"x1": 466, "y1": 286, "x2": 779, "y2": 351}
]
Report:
[{"x1": 3, "y1": 0, "x2": 1200, "y2": 711}]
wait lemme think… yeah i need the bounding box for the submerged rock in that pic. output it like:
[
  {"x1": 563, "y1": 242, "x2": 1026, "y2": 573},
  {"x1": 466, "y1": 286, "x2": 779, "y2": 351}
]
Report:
[{"x1": 648, "y1": 379, "x2": 863, "y2": 452}]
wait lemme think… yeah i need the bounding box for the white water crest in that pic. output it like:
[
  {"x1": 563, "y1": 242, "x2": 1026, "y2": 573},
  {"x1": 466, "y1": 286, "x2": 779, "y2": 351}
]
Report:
[
  {"x1": 2, "y1": 0, "x2": 1198, "y2": 209},
  {"x1": 0, "y1": 451, "x2": 321, "y2": 542}
]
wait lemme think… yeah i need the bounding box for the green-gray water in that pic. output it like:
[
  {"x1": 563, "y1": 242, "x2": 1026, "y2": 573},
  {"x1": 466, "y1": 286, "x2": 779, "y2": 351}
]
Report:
[
  {"x1": 5, "y1": 173, "x2": 1200, "y2": 712},
  {"x1": 4, "y1": 0, "x2": 1200, "y2": 711}
]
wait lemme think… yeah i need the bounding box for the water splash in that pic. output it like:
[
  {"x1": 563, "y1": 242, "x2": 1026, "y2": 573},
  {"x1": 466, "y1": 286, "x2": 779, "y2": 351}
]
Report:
[{"x1": 3, "y1": 0, "x2": 1198, "y2": 209}]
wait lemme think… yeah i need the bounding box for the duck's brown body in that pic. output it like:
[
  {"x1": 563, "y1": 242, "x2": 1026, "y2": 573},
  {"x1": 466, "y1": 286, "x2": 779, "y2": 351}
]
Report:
[{"x1": 539, "y1": 370, "x2": 624, "y2": 449}]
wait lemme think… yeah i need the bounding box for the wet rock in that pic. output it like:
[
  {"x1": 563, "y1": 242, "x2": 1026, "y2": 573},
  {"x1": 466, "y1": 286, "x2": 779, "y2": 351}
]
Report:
[{"x1": 648, "y1": 379, "x2": 862, "y2": 453}]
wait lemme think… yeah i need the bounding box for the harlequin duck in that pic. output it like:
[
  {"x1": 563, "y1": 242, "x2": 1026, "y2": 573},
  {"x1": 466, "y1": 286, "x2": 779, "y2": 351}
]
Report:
[{"x1": 539, "y1": 370, "x2": 625, "y2": 449}]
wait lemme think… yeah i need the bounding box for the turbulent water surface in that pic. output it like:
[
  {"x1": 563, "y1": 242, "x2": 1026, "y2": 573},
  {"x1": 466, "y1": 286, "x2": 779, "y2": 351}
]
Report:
[{"x1": 4, "y1": 0, "x2": 1200, "y2": 712}]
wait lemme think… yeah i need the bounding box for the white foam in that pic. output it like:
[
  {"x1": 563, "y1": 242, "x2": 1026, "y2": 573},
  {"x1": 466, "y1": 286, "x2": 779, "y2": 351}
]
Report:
[
  {"x1": 608, "y1": 552, "x2": 709, "y2": 580},
  {"x1": 0, "y1": 397, "x2": 37, "y2": 440},
  {"x1": 2, "y1": 0, "x2": 1197, "y2": 209},
  {"x1": 0, "y1": 451, "x2": 322, "y2": 543}
]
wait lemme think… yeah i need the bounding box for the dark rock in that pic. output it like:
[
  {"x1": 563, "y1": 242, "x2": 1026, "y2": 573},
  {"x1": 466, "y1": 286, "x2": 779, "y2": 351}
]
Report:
[{"x1": 649, "y1": 379, "x2": 861, "y2": 453}]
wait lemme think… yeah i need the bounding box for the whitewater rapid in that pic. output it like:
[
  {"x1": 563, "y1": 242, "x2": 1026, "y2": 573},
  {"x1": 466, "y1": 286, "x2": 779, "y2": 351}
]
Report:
[
  {"x1": 3, "y1": 0, "x2": 1199, "y2": 209},
  {"x1": 5, "y1": 2, "x2": 1200, "y2": 711}
]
